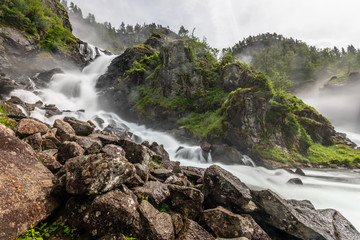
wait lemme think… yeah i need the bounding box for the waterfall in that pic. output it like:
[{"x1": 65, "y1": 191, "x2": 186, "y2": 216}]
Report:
[{"x1": 7, "y1": 55, "x2": 360, "y2": 231}]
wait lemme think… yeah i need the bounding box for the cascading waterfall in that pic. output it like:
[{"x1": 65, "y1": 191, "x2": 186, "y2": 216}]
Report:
[{"x1": 8, "y1": 55, "x2": 360, "y2": 231}]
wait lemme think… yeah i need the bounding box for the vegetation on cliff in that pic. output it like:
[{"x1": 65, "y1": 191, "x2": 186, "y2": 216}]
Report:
[
  {"x1": 97, "y1": 31, "x2": 360, "y2": 168},
  {"x1": 0, "y1": 0, "x2": 77, "y2": 53}
]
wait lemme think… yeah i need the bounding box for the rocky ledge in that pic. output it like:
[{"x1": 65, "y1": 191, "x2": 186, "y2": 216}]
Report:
[{"x1": 0, "y1": 99, "x2": 359, "y2": 240}]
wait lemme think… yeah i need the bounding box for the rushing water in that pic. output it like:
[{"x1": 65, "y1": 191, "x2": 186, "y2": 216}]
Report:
[{"x1": 8, "y1": 55, "x2": 360, "y2": 231}]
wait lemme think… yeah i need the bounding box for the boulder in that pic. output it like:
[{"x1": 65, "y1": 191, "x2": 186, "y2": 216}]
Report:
[
  {"x1": 168, "y1": 184, "x2": 204, "y2": 220},
  {"x1": 0, "y1": 124, "x2": 59, "y2": 240},
  {"x1": 53, "y1": 119, "x2": 76, "y2": 142},
  {"x1": 164, "y1": 174, "x2": 189, "y2": 186},
  {"x1": 89, "y1": 132, "x2": 128, "y2": 146},
  {"x1": 287, "y1": 178, "x2": 303, "y2": 185},
  {"x1": 65, "y1": 153, "x2": 135, "y2": 195},
  {"x1": 0, "y1": 100, "x2": 27, "y2": 119},
  {"x1": 133, "y1": 181, "x2": 170, "y2": 207},
  {"x1": 171, "y1": 213, "x2": 184, "y2": 235},
  {"x1": 120, "y1": 139, "x2": 154, "y2": 164},
  {"x1": 150, "y1": 168, "x2": 173, "y2": 181},
  {"x1": 101, "y1": 144, "x2": 126, "y2": 156},
  {"x1": 203, "y1": 165, "x2": 252, "y2": 213},
  {"x1": 37, "y1": 149, "x2": 62, "y2": 173},
  {"x1": 42, "y1": 104, "x2": 62, "y2": 118},
  {"x1": 23, "y1": 132, "x2": 42, "y2": 152},
  {"x1": 12, "y1": 118, "x2": 49, "y2": 137},
  {"x1": 82, "y1": 187, "x2": 141, "y2": 237},
  {"x1": 64, "y1": 116, "x2": 95, "y2": 136},
  {"x1": 42, "y1": 128, "x2": 61, "y2": 149},
  {"x1": 181, "y1": 166, "x2": 205, "y2": 184},
  {"x1": 76, "y1": 136, "x2": 102, "y2": 154},
  {"x1": 295, "y1": 168, "x2": 306, "y2": 176},
  {"x1": 57, "y1": 141, "x2": 85, "y2": 164},
  {"x1": 150, "y1": 142, "x2": 170, "y2": 162},
  {"x1": 210, "y1": 144, "x2": 244, "y2": 165},
  {"x1": 177, "y1": 218, "x2": 215, "y2": 240},
  {"x1": 138, "y1": 200, "x2": 175, "y2": 240},
  {"x1": 252, "y1": 189, "x2": 360, "y2": 240},
  {"x1": 201, "y1": 206, "x2": 270, "y2": 239}
]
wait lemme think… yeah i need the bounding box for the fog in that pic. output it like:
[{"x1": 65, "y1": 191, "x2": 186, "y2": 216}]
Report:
[{"x1": 70, "y1": 0, "x2": 360, "y2": 50}]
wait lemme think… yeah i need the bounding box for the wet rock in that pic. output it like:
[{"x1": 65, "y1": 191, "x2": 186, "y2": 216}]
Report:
[
  {"x1": 103, "y1": 123, "x2": 128, "y2": 135},
  {"x1": 13, "y1": 118, "x2": 49, "y2": 137},
  {"x1": 76, "y1": 136, "x2": 102, "y2": 154},
  {"x1": 171, "y1": 213, "x2": 184, "y2": 235},
  {"x1": 23, "y1": 132, "x2": 42, "y2": 152},
  {"x1": 37, "y1": 149, "x2": 62, "y2": 173},
  {"x1": 133, "y1": 181, "x2": 170, "y2": 207},
  {"x1": 0, "y1": 100, "x2": 27, "y2": 119},
  {"x1": 89, "y1": 132, "x2": 128, "y2": 146},
  {"x1": 57, "y1": 141, "x2": 85, "y2": 164},
  {"x1": 53, "y1": 119, "x2": 76, "y2": 142},
  {"x1": 203, "y1": 165, "x2": 252, "y2": 213},
  {"x1": 43, "y1": 104, "x2": 62, "y2": 118},
  {"x1": 64, "y1": 117, "x2": 95, "y2": 136},
  {"x1": 168, "y1": 184, "x2": 204, "y2": 220},
  {"x1": 295, "y1": 168, "x2": 306, "y2": 176},
  {"x1": 201, "y1": 206, "x2": 270, "y2": 239},
  {"x1": 287, "y1": 178, "x2": 303, "y2": 185},
  {"x1": 177, "y1": 218, "x2": 215, "y2": 240},
  {"x1": 210, "y1": 144, "x2": 244, "y2": 165},
  {"x1": 164, "y1": 174, "x2": 189, "y2": 186},
  {"x1": 252, "y1": 189, "x2": 360, "y2": 240},
  {"x1": 120, "y1": 139, "x2": 153, "y2": 164},
  {"x1": 201, "y1": 141, "x2": 212, "y2": 152},
  {"x1": 65, "y1": 153, "x2": 135, "y2": 195},
  {"x1": 83, "y1": 188, "x2": 141, "y2": 237},
  {"x1": 138, "y1": 200, "x2": 175, "y2": 240},
  {"x1": 35, "y1": 68, "x2": 63, "y2": 87},
  {"x1": 0, "y1": 124, "x2": 59, "y2": 240},
  {"x1": 101, "y1": 144, "x2": 126, "y2": 156}
]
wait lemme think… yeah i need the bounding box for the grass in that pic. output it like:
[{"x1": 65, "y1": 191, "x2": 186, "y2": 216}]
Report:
[
  {"x1": 0, "y1": 105, "x2": 16, "y2": 128},
  {"x1": 15, "y1": 221, "x2": 77, "y2": 240},
  {"x1": 177, "y1": 109, "x2": 224, "y2": 139}
]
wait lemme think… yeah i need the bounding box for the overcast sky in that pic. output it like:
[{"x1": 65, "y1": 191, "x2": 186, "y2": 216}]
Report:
[{"x1": 70, "y1": 0, "x2": 360, "y2": 50}]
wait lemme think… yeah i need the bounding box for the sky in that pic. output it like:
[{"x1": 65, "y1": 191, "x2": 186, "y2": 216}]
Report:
[{"x1": 70, "y1": 0, "x2": 360, "y2": 50}]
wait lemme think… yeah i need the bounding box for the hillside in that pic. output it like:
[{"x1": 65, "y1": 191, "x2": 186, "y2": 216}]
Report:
[{"x1": 96, "y1": 32, "x2": 360, "y2": 168}]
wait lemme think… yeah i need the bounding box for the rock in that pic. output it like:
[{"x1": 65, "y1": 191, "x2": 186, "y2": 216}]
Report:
[
  {"x1": 0, "y1": 100, "x2": 27, "y2": 119},
  {"x1": 125, "y1": 173, "x2": 145, "y2": 188},
  {"x1": 57, "y1": 141, "x2": 85, "y2": 164},
  {"x1": 120, "y1": 139, "x2": 154, "y2": 164},
  {"x1": 138, "y1": 200, "x2": 175, "y2": 240},
  {"x1": 42, "y1": 104, "x2": 62, "y2": 118},
  {"x1": 295, "y1": 168, "x2": 306, "y2": 176},
  {"x1": 64, "y1": 117, "x2": 95, "y2": 136},
  {"x1": 101, "y1": 144, "x2": 126, "y2": 156},
  {"x1": 0, "y1": 124, "x2": 59, "y2": 240},
  {"x1": 42, "y1": 128, "x2": 61, "y2": 149},
  {"x1": 37, "y1": 149, "x2": 62, "y2": 173},
  {"x1": 150, "y1": 141, "x2": 170, "y2": 162},
  {"x1": 23, "y1": 132, "x2": 42, "y2": 152},
  {"x1": 210, "y1": 144, "x2": 244, "y2": 165},
  {"x1": 181, "y1": 166, "x2": 205, "y2": 184},
  {"x1": 65, "y1": 153, "x2": 135, "y2": 195},
  {"x1": 76, "y1": 136, "x2": 102, "y2": 154},
  {"x1": 12, "y1": 118, "x2": 49, "y2": 137},
  {"x1": 287, "y1": 178, "x2": 303, "y2": 185},
  {"x1": 171, "y1": 213, "x2": 184, "y2": 235},
  {"x1": 201, "y1": 206, "x2": 270, "y2": 239},
  {"x1": 203, "y1": 165, "x2": 252, "y2": 213},
  {"x1": 252, "y1": 189, "x2": 360, "y2": 240},
  {"x1": 35, "y1": 68, "x2": 63, "y2": 87},
  {"x1": 177, "y1": 218, "x2": 215, "y2": 240},
  {"x1": 201, "y1": 141, "x2": 212, "y2": 152},
  {"x1": 168, "y1": 184, "x2": 204, "y2": 220},
  {"x1": 164, "y1": 174, "x2": 189, "y2": 186},
  {"x1": 150, "y1": 168, "x2": 173, "y2": 180},
  {"x1": 89, "y1": 132, "x2": 128, "y2": 146},
  {"x1": 82, "y1": 188, "x2": 141, "y2": 237},
  {"x1": 53, "y1": 119, "x2": 76, "y2": 142},
  {"x1": 103, "y1": 123, "x2": 128, "y2": 135},
  {"x1": 133, "y1": 181, "x2": 170, "y2": 207}
]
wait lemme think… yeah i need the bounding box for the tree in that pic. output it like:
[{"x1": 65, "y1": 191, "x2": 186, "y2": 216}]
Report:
[
  {"x1": 178, "y1": 25, "x2": 189, "y2": 37},
  {"x1": 126, "y1": 24, "x2": 133, "y2": 33},
  {"x1": 134, "y1": 23, "x2": 141, "y2": 33}
]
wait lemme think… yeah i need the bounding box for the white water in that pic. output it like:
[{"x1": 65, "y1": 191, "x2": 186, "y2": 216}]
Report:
[{"x1": 8, "y1": 56, "x2": 360, "y2": 231}]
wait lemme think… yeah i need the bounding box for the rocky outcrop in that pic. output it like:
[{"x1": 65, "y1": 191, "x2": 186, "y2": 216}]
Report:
[{"x1": 0, "y1": 124, "x2": 59, "y2": 240}]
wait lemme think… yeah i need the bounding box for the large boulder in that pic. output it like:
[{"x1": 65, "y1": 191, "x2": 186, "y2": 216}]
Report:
[
  {"x1": 203, "y1": 165, "x2": 252, "y2": 213},
  {"x1": 53, "y1": 119, "x2": 76, "y2": 142},
  {"x1": 168, "y1": 184, "x2": 204, "y2": 220},
  {"x1": 76, "y1": 136, "x2": 102, "y2": 154},
  {"x1": 252, "y1": 190, "x2": 360, "y2": 240},
  {"x1": 133, "y1": 181, "x2": 170, "y2": 207},
  {"x1": 0, "y1": 124, "x2": 59, "y2": 240},
  {"x1": 65, "y1": 153, "x2": 135, "y2": 195},
  {"x1": 57, "y1": 141, "x2": 85, "y2": 164},
  {"x1": 201, "y1": 206, "x2": 270, "y2": 240},
  {"x1": 138, "y1": 200, "x2": 175, "y2": 240},
  {"x1": 12, "y1": 118, "x2": 49, "y2": 137},
  {"x1": 177, "y1": 218, "x2": 215, "y2": 240}
]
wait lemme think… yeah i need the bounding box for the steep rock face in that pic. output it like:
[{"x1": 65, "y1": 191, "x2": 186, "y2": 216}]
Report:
[{"x1": 0, "y1": 124, "x2": 59, "y2": 240}]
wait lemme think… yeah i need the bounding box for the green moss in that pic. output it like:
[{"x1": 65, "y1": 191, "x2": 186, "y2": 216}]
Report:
[
  {"x1": 15, "y1": 221, "x2": 77, "y2": 240},
  {"x1": 134, "y1": 86, "x2": 170, "y2": 115},
  {"x1": 0, "y1": 105, "x2": 16, "y2": 128},
  {"x1": 177, "y1": 109, "x2": 224, "y2": 139}
]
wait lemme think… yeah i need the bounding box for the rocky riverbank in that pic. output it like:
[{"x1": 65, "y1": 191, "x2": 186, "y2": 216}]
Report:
[{"x1": 0, "y1": 97, "x2": 359, "y2": 240}]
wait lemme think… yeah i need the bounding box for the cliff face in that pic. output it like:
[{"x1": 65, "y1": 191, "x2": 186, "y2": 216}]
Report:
[{"x1": 96, "y1": 33, "x2": 351, "y2": 168}]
